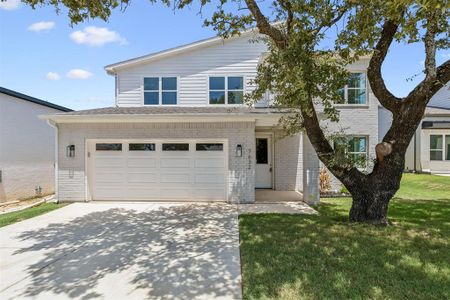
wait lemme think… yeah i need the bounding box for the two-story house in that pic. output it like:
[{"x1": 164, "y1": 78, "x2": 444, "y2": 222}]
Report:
[{"x1": 42, "y1": 31, "x2": 380, "y2": 203}]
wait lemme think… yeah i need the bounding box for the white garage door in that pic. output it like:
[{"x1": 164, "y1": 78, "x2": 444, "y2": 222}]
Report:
[{"x1": 88, "y1": 140, "x2": 227, "y2": 201}]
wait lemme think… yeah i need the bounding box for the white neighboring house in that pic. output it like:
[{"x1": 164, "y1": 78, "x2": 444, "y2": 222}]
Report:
[
  {"x1": 0, "y1": 87, "x2": 71, "y2": 202},
  {"x1": 41, "y1": 32, "x2": 381, "y2": 204},
  {"x1": 379, "y1": 83, "x2": 450, "y2": 174}
]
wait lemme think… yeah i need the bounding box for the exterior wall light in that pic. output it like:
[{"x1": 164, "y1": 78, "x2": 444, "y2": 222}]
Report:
[
  {"x1": 236, "y1": 144, "x2": 242, "y2": 157},
  {"x1": 66, "y1": 145, "x2": 75, "y2": 158}
]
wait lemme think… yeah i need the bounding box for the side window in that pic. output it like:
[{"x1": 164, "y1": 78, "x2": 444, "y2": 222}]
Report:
[
  {"x1": 209, "y1": 76, "x2": 244, "y2": 105},
  {"x1": 334, "y1": 136, "x2": 368, "y2": 169},
  {"x1": 430, "y1": 135, "x2": 443, "y2": 160},
  {"x1": 338, "y1": 73, "x2": 367, "y2": 105},
  {"x1": 143, "y1": 77, "x2": 177, "y2": 105}
]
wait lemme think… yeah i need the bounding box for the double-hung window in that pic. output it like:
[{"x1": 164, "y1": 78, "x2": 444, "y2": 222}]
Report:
[
  {"x1": 209, "y1": 76, "x2": 244, "y2": 104},
  {"x1": 338, "y1": 73, "x2": 367, "y2": 104},
  {"x1": 430, "y1": 134, "x2": 450, "y2": 161},
  {"x1": 334, "y1": 136, "x2": 368, "y2": 169},
  {"x1": 144, "y1": 77, "x2": 177, "y2": 105}
]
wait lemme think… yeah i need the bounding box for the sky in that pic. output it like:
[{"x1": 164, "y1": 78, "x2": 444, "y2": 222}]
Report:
[{"x1": 0, "y1": 0, "x2": 449, "y2": 110}]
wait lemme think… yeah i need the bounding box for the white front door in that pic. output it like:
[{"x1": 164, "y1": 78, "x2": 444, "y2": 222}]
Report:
[
  {"x1": 88, "y1": 139, "x2": 227, "y2": 201},
  {"x1": 255, "y1": 135, "x2": 272, "y2": 188}
]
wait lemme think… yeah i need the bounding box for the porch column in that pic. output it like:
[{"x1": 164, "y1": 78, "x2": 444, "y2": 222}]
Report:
[{"x1": 302, "y1": 134, "x2": 320, "y2": 204}]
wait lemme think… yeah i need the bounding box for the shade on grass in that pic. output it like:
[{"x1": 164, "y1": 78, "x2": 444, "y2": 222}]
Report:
[
  {"x1": 0, "y1": 203, "x2": 68, "y2": 228},
  {"x1": 240, "y1": 174, "x2": 450, "y2": 299}
]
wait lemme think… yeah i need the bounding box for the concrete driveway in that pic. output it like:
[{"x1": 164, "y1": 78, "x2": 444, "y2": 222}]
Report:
[{"x1": 0, "y1": 202, "x2": 241, "y2": 300}]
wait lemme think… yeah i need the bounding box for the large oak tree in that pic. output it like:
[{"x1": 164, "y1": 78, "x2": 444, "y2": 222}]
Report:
[{"x1": 16, "y1": 0, "x2": 449, "y2": 224}]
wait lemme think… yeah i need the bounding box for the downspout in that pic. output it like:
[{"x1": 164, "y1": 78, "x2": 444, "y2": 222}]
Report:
[{"x1": 47, "y1": 119, "x2": 59, "y2": 204}]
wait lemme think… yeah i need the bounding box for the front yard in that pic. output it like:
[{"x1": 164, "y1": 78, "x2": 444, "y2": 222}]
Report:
[
  {"x1": 0, "y1": 202, "x2": 68, "y2": 228},
  {"x1": 240, "y1": 173, "x2": 450, "y2": 299}
]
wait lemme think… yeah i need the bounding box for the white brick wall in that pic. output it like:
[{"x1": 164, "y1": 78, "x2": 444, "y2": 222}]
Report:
[
  {"x1": 57, "y1": 121, "x2": 255, "y2": 203},
  {"x1": 273, "y1": 131, "x2": 303, "y2": 191}
]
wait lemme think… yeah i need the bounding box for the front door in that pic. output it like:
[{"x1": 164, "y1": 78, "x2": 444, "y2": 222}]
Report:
[{"x1": 255, "y1": 136, "x2": 272, "y2": 188}]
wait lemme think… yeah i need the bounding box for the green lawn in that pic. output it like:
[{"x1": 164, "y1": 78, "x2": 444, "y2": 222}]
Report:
[
  {"x1": 0, "y1": 202, "x2": 68, "y2": 228},
  {"x1": 240, "y1": 174, "x2": 450, "y2": 299}
]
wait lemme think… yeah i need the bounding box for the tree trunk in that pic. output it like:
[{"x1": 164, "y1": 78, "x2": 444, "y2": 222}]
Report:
[
  {"x1": 348, "y1": 185, "x2": 397, "y2": 225},
  {"x1": 344, "y1": 148, "x2": 406, "y2": 225}
]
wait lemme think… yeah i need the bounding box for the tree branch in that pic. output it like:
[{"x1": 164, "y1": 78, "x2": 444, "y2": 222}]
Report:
[
  {"x1": 278, "y1": 0, "x2": 293, "y2": 34},
  {"x1": 406, "y1": 59, "x2": 450, "y2": 102},
  {"x1": 312, "y1": 5, "x2": 348, "y2": 34},
  {"x1": 424, "y1": 12, "x2": 438, "y2": 80},
  {"x1": 367, "y1": 19, "x2": 402, "y2": 113},
  {"x1": 244, "y1": 0, "x2": 287, "y2": 49}
]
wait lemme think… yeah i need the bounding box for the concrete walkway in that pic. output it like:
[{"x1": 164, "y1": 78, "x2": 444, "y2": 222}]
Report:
[
  {"x1": 238, "y1": 201, "x2": 317, "y2": 215},
  {"x1": 0, "y1": 202, "x2": 241, "y2": 300}
]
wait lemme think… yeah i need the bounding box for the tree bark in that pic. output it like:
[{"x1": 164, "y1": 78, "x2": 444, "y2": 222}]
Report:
[{"x1": 345, "y1": 160, "x2": 404, "y2": 225}]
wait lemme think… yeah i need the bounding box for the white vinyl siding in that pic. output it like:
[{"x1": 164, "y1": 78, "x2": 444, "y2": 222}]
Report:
[{"x1": 116, "y1": 36, "x2": 267, "y2": 107}]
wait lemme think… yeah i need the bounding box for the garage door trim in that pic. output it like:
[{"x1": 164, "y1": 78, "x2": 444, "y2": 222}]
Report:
[{"x1": 85, "y1": 138, "x2": 229, "y2": 202}]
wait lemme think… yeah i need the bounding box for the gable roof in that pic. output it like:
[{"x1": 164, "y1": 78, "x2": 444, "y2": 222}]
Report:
[
  {"x1": 0, "y1": 87, "x2": 72, "y2": 112},
  {"x1": 428, "y1": 83, "x2": 449, "y2": 109},
  {"x1": 104, "y1": 30, "x2": 259, "y2": 74}
]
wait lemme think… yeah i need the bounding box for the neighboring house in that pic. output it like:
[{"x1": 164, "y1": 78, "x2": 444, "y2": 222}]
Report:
[
  {"x1": 379, "y1": 83, "x2": 450, "y2": 174},
  {"x1": 0, "y1": 87, "x2": 72, "y2": 202},
  {"x1": 41, "y1": 32, "x2": 381, "y2": 204}
]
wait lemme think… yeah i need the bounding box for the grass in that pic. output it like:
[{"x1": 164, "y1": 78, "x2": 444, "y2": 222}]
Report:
[
  {"x1": 240, "y1": 174, "x2": 450, "y2": 299},
  {"x1": 0, "y1": 202, "x2": 68, "y2": 228}
]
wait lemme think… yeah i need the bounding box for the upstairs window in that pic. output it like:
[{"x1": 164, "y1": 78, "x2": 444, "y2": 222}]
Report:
[
  {"x1": 209, "y1": 76, "x2": 244, "y2": 105},
  {"x1": 144, "y1": 77, "x2": 177, "y2": 105},
  {"x1": 338, "y1": 73, "x2": 366, "y2": 105}
]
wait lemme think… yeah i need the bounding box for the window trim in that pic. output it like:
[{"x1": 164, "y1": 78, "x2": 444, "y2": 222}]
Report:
[
  {"x1": 142, "y1": 76, "x2": 179, "y2": 106},
  {"x1": 335, "y1": 72, "x2": 368, "y2": 106},
  {"x1": 430, "y1": 134, "x2": 450, "y2": 161},
  {"x1": 208, "y1": 75, "x2": 245, "y2": 105}
]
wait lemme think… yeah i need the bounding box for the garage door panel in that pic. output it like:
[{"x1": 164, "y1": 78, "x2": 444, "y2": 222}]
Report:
[
  {"x1": 95, "y1": 188, "x2": 126, "y2": 199},
  {"x1": 160, "y1": 158, "x2": 190, "y2": 168},
  {"x1": 160, "y1": 173, "x2": 190, "y2": 183},
  {"x1": 127, "y1": 172, "x2": 158, "y2": 183},
  {"x1": 127, "y1": 158, "x2": 157, "y2": 168},
  {"x1": 160, "y1": 188, "x2": 192, "y2": 199},
  {"x1": 94, "y1": 172, "x2": 126, "y2": 183},
  {"x1": 194, "y1": 174, "x2": 225, "y2": 184},
  {"x1": 193, "y1": 188, "x2": 226, "y2": 199},
  {"x1": 95, "y1": 158, "x2": 126, "y2": 168},
  {"x1": 126, "y1": 188, "x2": 160, "y2": 199},
  {"x1": 194, "y1": 158, "x2": 224, "y2": 168}
]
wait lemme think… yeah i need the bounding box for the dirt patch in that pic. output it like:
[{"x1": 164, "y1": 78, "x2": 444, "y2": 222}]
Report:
[{"x1": 0, "y1": 195, "x2": 54, "y2": 214}]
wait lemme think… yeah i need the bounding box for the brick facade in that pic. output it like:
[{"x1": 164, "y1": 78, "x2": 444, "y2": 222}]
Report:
[{"x1": 57, "y1": 121, "x2": 256, "y2": 203}]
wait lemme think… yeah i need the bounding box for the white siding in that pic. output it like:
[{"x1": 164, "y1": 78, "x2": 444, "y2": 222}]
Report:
[
  {"x1": 428, "y1": 83, "x2": 450, "y2": 108},
  {"x1": 116, "y1": 36, "x2": 267, "y2": 107},
  {"x1": 0, "y1": 93, "x2": 61, "y2": 201}
]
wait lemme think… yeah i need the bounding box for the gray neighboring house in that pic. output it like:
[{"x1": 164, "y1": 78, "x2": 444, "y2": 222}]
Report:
[
  {"x1": 42, "y1": 32, "x2": 381, "y2": 204},
  {"x1": 379, "y1": 83, "x2": 450, "y2": 174},
  {"x1": 0, "y1": 87, "x2": 72, "y2": 202}
]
